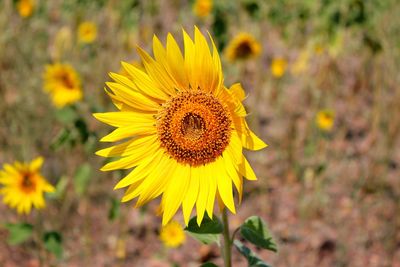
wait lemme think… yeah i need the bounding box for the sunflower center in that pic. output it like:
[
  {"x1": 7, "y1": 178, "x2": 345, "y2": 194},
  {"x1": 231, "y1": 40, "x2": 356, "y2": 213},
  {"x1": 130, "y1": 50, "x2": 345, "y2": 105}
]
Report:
[
  {"x1": 236, "y1": 41, "x2": 252, "y2": 58},
  {"x1": 157, "y1": 91, "x2": 232, "y2": 166},
  {"x1": 59, "y1": 72, "x2": 75, "y2": 89},
  {"x1": 181, "y1": 113, "x2": 205, "y2": 140},
  {"x1": 20, "y1": 172, "x2": 36, "y2": 193}
]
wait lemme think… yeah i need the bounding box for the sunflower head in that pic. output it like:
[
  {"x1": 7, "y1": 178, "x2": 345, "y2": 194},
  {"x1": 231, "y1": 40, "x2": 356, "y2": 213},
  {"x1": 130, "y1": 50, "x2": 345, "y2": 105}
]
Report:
[
  {"x1": 271, "y1": 57, "x2": 287, "y2": 78},
  {"x1": 17, "y1": 0, "x2": 34, "y2": 18},
  {"x1": 225, "y1": 33, "x2": 261, "y2": 62},
  {"x1": 193, "y1": 0, "x2": 213, "y2": 18},
  {"x1": 94, "y1": 27, "x2": 267, "y2": 226},
  {"x1": 78, "y1": 21, "x2": 98, "y2": 44},
  {"x1": 43, "y1": 63, "x2": 82, "y2": 108},
  {"x1": 159, "y1": 220, "x2": 186, "y2": 248},
  {"x1": 316, "y1": 109, "x2": 335, "y2": 132},
  {"x1": 0, "y1": 157, "x2": 55, "y2": 214}
]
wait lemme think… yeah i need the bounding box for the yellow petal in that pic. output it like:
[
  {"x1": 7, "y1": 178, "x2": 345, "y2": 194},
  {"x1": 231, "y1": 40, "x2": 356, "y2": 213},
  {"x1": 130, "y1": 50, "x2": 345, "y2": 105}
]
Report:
[
  {"x1": 215, "y1": 157, "x2": 236, "y2": 214},
  {"x1": 121, "y1": 61, "x2": 170, "y2": 100},
  {"x1": 100, "y1": 124, "x2": 156, "y2": 142},
  {"x1": 96, "y1": 135, "x2": 158, "y2": 157},
  {"x1": 237, "y1": 156, "x2": 257, "y2": 181},
  {"x1": 162, "y1": 164, "x2": 190, "y2": 225},
  {"x1": 195, "y1": 165, "x2": 209, "y2": 225},
  {"x1": 100, "y1": 141, "x2": 159, "y2": 171},
  {"x1": 114, "y1": 150, "x2": 163, "y2": 189},
  {"x1": 93, "y1": 112, "x2": 155, "y2": 128},
  {"x1": 30, "y1": 157, "x2": 44, "y2": 172},
  {"x1": 182, "y1": 167, "x2": 199, "y2": 225},
  {"x1": 136, "y1": 155, "x2": 177, "y2": 207}
]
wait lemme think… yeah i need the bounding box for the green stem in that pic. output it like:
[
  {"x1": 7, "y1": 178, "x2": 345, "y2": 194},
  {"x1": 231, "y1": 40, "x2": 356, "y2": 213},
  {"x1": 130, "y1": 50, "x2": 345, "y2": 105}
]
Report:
[{"x1": 221, "y1": 208, "x2": 232, "y2": 267}]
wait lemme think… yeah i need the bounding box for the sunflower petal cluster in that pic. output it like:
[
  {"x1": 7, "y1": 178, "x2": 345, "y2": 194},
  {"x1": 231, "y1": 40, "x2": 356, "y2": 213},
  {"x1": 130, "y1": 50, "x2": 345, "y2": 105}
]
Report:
[
  {"x1": 0, "y1": 157, "x2": 55, "y2": 214},
  {"x1": 95, "y1": 27, "x2": 267, "y2": 225}
]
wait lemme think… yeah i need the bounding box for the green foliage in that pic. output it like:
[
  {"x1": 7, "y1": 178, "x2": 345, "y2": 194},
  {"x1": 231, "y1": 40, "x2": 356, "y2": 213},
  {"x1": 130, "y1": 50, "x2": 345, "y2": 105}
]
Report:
[
  {"x1": 200, "y1": 263, "x2": 219, "y2": 267},
  {"x1": 74, "y1": 163, "x2": 92, "y2": 196},
  {"x1": 240, "y1": 216, "x2": 277, "y2": 252},
  {"x1": 4, "y1": 223, "x2": 33, "y2": 245},
  {"x1": 108, "y1": 197, "x2": 121, "y2": 221},
  {"x1": 234, "y1": 240, "x2": 272, "y2": 267},
  {"x1": 185, "y1": 214, "x2": 223, "y2": 245},
  {"x1": 48, "y1": 176, "x2": 69, "y2": 199},
  {"x1": 55, "y1": 106, "x2": 78, "y2": 124},
  {"x1": 44, "y1": 231, "x2": 63, "y2": 259}
]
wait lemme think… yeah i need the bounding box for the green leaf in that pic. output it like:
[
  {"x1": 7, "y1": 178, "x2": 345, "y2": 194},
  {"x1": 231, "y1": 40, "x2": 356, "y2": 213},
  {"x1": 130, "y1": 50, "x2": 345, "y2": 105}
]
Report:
[
  {"x1": 108, "y1": 197, "x2": 120, "y2": 221},
  {"x1": 48, "y1": 176, "x2": 69, "y2": 199},
  {"x1": 185, "y1": 214, "x2": 223, "y2": 245},
  {"x1": 240, "y1": 216, "x2": 277, "y2": 252},
  {"x1": 55, "y1": 106, "x2": 77, "y2": 124},
  {"x1": 44, "y1": 231, "x2": 63, "y2": 259},
  {"x1": 73, "y1": 164, "x2": 91, "y2": 196},
  {"x1": 50, "y1": 128, "x2": 72, "y2": 151},
  {"x1": 5, "y1": 223, "x2": 33, "y2": 245},
  {"x1": 200, "y1": 262, "x2": 219, "y2": 267},
  {"x1": 234, "y1": 240, "x2": 272, "y2": 267}
]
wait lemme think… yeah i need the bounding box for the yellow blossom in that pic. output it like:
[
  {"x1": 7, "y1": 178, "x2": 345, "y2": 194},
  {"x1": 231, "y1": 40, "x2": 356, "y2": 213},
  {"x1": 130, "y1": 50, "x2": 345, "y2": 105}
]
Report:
[
  {"x1": 225, "y1": 33, "x2": 261, "y2": 62},
  {"x1": 0, "y1": 157, "x2": 55, "y2": 214},
  {"x1": 193, "y1": 0, "x2": 213, "y2": 18},
  {"x1": 78, "y1": 21, "x2": 98, "y2": 44},
  {"x1": 17, "y1": 0, "x2": 34, "y2": 18},
  {"x1": 316, "y1": 109, "x2": 335, "y2": 131},
  {"x1": 159, "y1": 221, "x2": 186, "y2": 248},
  {"x1": 271, "y1": 57, "x2": 287, "y2": 78},
  {"x1": 43, "y1": 63, "x2": 82, "y2": 108}
]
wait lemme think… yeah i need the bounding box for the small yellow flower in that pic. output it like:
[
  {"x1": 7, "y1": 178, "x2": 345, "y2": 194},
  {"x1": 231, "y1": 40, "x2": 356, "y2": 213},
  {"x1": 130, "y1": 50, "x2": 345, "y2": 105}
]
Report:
[
  {"x1": 271, "y1": 57, "x2": 287, "y2": 78},
  {"x1": 159, "y1": 221, "x2": 186, "y2": 248},
  {"x1": 17, "y1": 0, "x2": 34, "y2": 18},
  {"x1": 316, "y1": 109, "x2": 335, "y2": 131},
  {"x1": 193, "y1": 0, "x2": 213, "y2": 18},
  {"x1": 78, "y1": 21, "x2": 97, "y2": 44},
  {"x1": 225, "y1": 33, "x2": 261, "y2": 62},
  {"x1": 0, "y1": 157, "x2": 55, "y2": 214},
  {"x1": 43, "y1": 63, "x2": 82, "y2": 108}
]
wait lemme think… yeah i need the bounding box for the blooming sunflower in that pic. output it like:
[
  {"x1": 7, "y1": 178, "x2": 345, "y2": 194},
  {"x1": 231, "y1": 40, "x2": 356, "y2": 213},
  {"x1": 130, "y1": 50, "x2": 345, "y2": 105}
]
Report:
[
  {"x1": 159, "y1": 220, "x2": 186, "y2": 248},
  {"x1": 225, "y1": 33, "x2": 261, "y2": 62},
  {"x1": 193, "y1": 0, "x2": 213, "y2": 18},
  {"x1": 43, "y1": 63, "x2": 82, "y2": 108},
  {"x1": 17, "y1": 0, "x2": 34, "y2": 18},
  {"x1": 94, "y1": 27, "x2": 267, "y2": 225},
  {"x1": 78, "y1": 21, "x2": 98, "y2": 44},
  {"x1": 0, "y1": 157, "x2": 55, "y2": 214},
  {"x1": 316, "y1": 109, "x2": 335, "y2": 132}
]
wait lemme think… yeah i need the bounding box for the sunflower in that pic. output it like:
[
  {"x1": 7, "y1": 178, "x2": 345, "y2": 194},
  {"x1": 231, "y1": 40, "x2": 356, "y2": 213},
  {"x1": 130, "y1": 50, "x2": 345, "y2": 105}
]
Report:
[
  {"x1": 43, "y1": 63, "x2": 82, "y2": 108},
  {"x1": 78, "y1": 21, "x2": 98, "y2": 44},
  {"x1": 94, "y1": 27, "x2": 267, "y2": 226},
  {"x1": 0, "y1": 157, "x2": 55, "y2": 214},
  {"x1": 17, "y1": 0, "x2": 34, "y2": 18},
  {"x1": 316, "y1": 109, "x2": 335, "y2": 132},
  {"x1": 225, "y1": 33, "x2": 261, "y2": 62},
  {"x1": 159, "y1": 220, "x2": 186, "y2": 248},
  {"x1": 270, "y1": 57, "x2": 287, "y2": 78},
  {"x1": 193, "y1": 0, "x2": 213, "y2": 18}
]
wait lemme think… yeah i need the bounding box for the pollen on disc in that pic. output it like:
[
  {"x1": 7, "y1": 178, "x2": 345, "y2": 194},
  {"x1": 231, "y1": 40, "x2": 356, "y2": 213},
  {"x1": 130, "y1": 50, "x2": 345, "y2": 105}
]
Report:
[{"x1": 157, "y1": 91, "x2": 232, "y2": 166}]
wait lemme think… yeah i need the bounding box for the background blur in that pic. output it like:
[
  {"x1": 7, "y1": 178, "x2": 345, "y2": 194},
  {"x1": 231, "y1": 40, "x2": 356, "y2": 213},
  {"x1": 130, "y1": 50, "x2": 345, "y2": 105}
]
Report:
[{"x1": 1, "y1": 0, "x2": 400, "y2": 266}]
